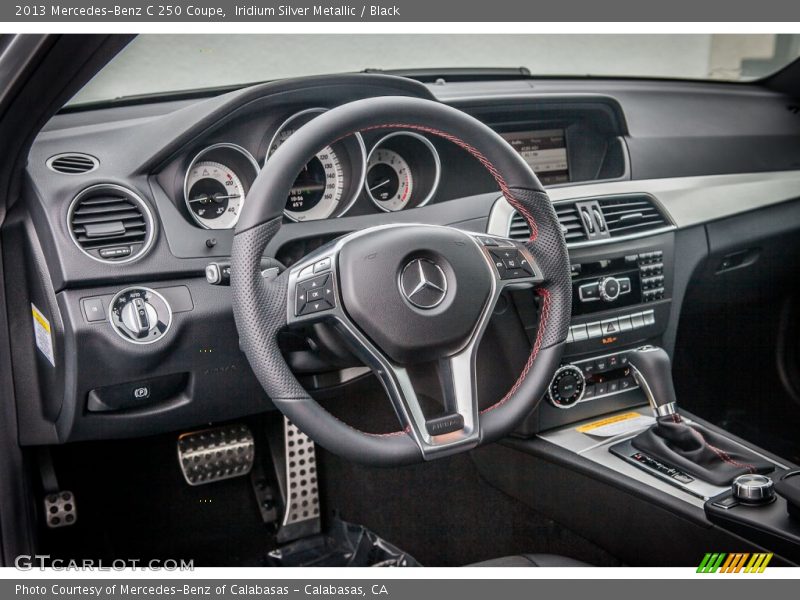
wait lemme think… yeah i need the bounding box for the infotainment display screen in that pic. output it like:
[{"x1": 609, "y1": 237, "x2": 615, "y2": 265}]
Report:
[{"x1": 499, "y1": 129, "x2": 569, "y2": 185}]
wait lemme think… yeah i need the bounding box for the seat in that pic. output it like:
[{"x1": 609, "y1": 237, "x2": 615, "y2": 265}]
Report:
[{"x1": 469, "y1": 554, "x2": 591, "y2": 567}]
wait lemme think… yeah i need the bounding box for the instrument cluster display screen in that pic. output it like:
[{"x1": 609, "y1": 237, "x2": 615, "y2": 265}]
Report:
[{"x1": 500, "y1": 129, "x2": 569, "y2": 185}]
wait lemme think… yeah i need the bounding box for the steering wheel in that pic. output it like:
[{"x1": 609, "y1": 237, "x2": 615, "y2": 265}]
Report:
[{"x1": 231, "y1": 97, "x2": 571, "y2": 466}]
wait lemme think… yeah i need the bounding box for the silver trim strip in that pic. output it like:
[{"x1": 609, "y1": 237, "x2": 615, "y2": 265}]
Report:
[{"x1": 488, "y1": 170, "x2": 800, "y2": 244}]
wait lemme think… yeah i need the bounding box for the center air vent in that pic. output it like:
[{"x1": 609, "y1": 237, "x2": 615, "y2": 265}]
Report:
[
  {"x1": 508, "y1": 203, "x2": 588, "y2": 244},
  {"x1": 597, "y1": 194, "x2": 671, "y2": 236},
  {"x1": 507, "y1": 194, "x2": 672, "y2": 246},
  {"x1": 47, "y1": 153, "x2": 99, "y2": 175},
  {"x1": 68, "y1": 185, "x2": 154, "y2": 263}
]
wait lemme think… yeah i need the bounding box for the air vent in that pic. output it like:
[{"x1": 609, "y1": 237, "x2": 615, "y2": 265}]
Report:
[
  {"x1": 597, "y1": 194, "x2": 671, "y2": 237},
  {"x1": 68, "y1": 185, "x2": 154, "y2": 263},
  {"x1": 47, "y1": 153, "x2": 99, "y2": 175},
  {"x1": 508, "y1": 203, "x2": 588, "y2": 244}
]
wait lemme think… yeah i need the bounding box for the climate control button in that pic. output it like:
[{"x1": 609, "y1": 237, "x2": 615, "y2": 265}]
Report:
[{"x1": 547, "y1": 365, "x2": 586, "y2": 409}]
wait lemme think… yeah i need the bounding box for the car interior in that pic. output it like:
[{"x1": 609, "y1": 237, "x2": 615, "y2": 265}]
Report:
[{"x1": 2, "y1": 33, "x2": 800, "y2": 568}]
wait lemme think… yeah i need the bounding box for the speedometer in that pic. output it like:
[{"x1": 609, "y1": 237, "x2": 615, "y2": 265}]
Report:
[
  {"x1": 266, "y1": 108, "x2": 366, "y2": 222},
  {"x1": 269, "y1": 130, "x2": 344, "y2": 221}
]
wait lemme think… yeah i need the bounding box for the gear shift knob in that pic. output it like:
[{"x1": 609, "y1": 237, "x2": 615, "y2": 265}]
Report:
[{"x1": 627, "y1": 346, "x2": 678, "y2": 417}]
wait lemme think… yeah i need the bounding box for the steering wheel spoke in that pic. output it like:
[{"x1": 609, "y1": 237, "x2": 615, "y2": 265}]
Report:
[{"x1": 232, "y1": 97, "x2": 571, "y2": 466}]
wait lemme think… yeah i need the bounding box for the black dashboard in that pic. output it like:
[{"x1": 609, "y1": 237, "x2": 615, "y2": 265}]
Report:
[{"x1": 8, "y1": 72, "x2": 800, "y2": 446}]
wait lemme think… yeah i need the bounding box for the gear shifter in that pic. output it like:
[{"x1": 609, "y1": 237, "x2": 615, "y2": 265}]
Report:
[
  {"x1": 627, "y1": 346, "x2": 772, "y2": 486},
  {"x1": 627, "y1": 346, "x2": 677, "y2": 418}
]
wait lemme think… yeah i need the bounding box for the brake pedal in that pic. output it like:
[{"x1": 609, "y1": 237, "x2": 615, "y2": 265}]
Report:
[
  {"x1": 277, "y1": 418, "x2": 321, "y2": 542},
  {"x1": 44, "y1": 491, "x2": 77, "y2": 529},
  {"x1": 177, "y1": 424, "x2": 254, "y2": 486}
]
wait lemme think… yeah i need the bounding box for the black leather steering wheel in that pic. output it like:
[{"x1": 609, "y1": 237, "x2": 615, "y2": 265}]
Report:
[{"x1": 231, "y1": 96, "x2": 571, "y2": 466}]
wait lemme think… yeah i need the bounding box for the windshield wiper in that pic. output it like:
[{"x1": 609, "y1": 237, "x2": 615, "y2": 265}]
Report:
[{"x1": 362, "y1": 67, "x2": 532, "y2": 83}]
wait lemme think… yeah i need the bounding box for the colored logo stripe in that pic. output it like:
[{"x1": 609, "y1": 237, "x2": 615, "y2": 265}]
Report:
[{"x1": 697, "y1": 552, "x2": 773, "y2": 573}]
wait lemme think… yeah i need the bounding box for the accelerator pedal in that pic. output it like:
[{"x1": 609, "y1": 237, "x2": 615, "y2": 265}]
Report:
[
  {"x1": 276, "y1": 418, "x2": 321, "y2": 542},
  {"x1": 177, "y1": 424, "x2": 254, "y2": 486}
]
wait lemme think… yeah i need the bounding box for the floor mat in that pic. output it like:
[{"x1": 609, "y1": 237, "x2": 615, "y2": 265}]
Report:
[
  {"x1": 317, "y1": 447, "x2": 621, "y2": 567},
  {"x1": 40, "y1": 427, "x2": 276, "y2": 566}
]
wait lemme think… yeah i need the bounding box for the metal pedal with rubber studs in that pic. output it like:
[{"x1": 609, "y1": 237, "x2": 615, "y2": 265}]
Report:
[
  {"x1": 277, "y1": 419, "x2": 321, "y2": 542},
  {"x1": 177, "y1": 424, "x2": 254, "y2": 486},
  {"x1": 44, "y1": 491, "x2": 77, "y2": 528}
]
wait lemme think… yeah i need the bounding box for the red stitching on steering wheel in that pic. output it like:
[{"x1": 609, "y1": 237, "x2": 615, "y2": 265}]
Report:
[
  {"x1": 333, "y1": 123, "x2": 547, "y2": 434},
  {"x1": 355, "y1": 124, "x2": 539, "y2": 242},
  {"x1": 481, "y1": 288, "x2": 551, "y2": 414}
]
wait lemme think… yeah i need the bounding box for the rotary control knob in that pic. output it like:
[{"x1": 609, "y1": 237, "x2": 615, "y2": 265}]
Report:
[
  {"x1": 732, "y1": 474, "x2": 775, "y2": 505},
  {"x1": 109, "y1": 287, "x2": 172, "y2": 344},
  {"x1": 547, "y1": 365, "x2": 586, "y2": 409},
  {"x1": 598, "y1": 277, "x2": 621, "y2": 302}
]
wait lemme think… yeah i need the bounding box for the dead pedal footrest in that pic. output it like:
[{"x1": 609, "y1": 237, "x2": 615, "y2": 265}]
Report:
[{"x1": 177, "y1": 424, "x2": 254, "y2": 486}]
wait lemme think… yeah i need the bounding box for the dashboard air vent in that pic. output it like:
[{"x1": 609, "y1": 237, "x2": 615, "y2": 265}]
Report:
[
  {"x1": 508, "y1": 202, "x2": 588, "y2": 244},
  {"x1": 47, "y1": 153, "x2": 99, "y2": 175},
  {"x1": 68, "y1": 185, "x2": 154, "y2": 263},
  {"x1": 597, "y1": 194, "x2": 670, "y2": 237}
]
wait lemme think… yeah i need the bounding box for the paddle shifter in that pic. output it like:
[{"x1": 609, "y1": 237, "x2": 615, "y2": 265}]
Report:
[{"x1": 626, "y1": 346, "x2": 772, "y2": 486}]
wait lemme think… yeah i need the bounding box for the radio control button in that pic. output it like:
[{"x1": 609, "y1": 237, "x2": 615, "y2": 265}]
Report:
[
  {"x1": 643, "y1": 310, "x2": 656, "y2": 326},
  {"x1": 587, "y1": 322, "x2": 603, "y2": 338},
  {"x1": 571, "y1": 324, "x2": 589, "y2": 342},
  {"x1": 579, "y1": 282, "x2": 600, "y2": 301},
  {"x1": 631, "y1": 313, "x2": 645, "y2": 329},
  {"x1": 618, "y1": 315, "x2": 633, "y2": 331},
  {"x1": 598, "y1": 277, "x2": 621, "y2": 302}
]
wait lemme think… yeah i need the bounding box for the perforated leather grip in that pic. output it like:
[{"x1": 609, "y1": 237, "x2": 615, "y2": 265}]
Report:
[{"x1": 231, "y1": 96, "x2": 571, "y2": 465}]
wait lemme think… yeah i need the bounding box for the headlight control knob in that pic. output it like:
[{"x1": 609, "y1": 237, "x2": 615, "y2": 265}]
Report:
[
  {"x1": 547, "y1": 365, "x2": 586, "y2": 409},
  {"x1": 109, "y1": 287, "x2": 172, "y2": 344},
  {"x1": 732, "y1": 474, "x2": 775, "y2": 505},
  {"x1": 598, "y1": 277, "x2": 621, "y2": 302}
]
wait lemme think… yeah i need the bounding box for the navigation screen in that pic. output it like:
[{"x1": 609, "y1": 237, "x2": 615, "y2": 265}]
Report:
[{"x1": 500, "y1": 129, "x2": 569, "y2": 185}]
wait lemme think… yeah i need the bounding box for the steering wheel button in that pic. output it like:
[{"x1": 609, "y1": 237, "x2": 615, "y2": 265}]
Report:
[
  {"x1": 313, "y1": 257, "x2": 331, "y2": 273},
  {"x1": 300, "y1": 298, "x2": 333, "y2": 315}
]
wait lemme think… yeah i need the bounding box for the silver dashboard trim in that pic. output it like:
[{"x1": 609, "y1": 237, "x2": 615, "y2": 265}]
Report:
[{"x1": 487, "y1": 170, "x2": 800, "y2": 245}]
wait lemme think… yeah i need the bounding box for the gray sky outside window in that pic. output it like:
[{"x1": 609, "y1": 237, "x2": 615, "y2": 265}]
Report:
[{"x1": 69, "y1": 34, "x2": 800, "y2": 105}]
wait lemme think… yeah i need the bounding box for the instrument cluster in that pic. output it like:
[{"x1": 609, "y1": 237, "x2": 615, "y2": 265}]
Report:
[{"x1": 180, "y1": 107, "x2": 443, "y2": 230}]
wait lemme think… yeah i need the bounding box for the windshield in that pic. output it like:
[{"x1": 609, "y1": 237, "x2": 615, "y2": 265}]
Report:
[{"x1": 70, "y1": 34, "x2": 800, "y2": 106}]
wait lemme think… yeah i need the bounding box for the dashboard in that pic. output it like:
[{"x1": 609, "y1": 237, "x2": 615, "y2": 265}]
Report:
[{"x1": 8, "y1": 72, "x2": 800, "y2": 446}]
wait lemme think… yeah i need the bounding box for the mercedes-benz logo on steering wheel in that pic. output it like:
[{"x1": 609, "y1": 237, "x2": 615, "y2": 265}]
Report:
[{"x1": 400, "y1": 258, "x2": 448, "y2": 309}]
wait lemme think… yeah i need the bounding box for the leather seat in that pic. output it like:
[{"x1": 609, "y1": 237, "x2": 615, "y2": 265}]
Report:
[{"x1": 469, "y1": 554, "x2": 591, "y2": 567}]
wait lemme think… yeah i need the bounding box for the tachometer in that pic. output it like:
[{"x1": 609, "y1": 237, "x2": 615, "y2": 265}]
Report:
[
  {"x1": 364, "y1": 132, "x2": 440, "y2": 212},
  {"x1": 266, "y1": 108, "x2": 366, "y2": 222},
  {"x1": 183, "y1": 143, "x2": 259, "y2": 230}
]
